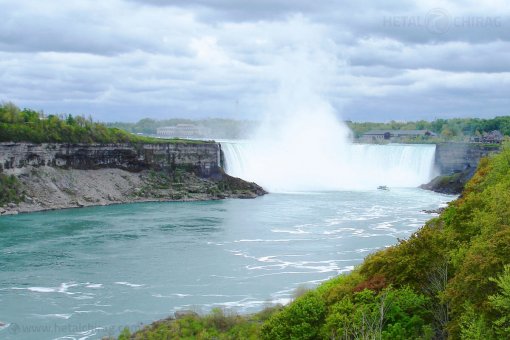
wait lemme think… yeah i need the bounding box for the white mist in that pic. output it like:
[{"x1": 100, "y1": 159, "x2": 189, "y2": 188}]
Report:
[{"x1": 222, "y1": 21, "x2": 436, "y2": 192}]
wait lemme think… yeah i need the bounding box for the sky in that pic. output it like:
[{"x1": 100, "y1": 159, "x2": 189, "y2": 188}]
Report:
[{"x1": 1, "y1": 0, "x2": 509, "y2": 122}]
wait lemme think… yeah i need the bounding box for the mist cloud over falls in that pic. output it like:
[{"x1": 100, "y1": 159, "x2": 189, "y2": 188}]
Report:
[{"x1": 221, "y1": 38, "x2": 437, "y2": 192}]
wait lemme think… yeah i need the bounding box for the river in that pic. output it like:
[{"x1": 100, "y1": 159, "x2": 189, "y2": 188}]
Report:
[{"x1": 0, "y1": 186, "x2": 452, "y2": 339}]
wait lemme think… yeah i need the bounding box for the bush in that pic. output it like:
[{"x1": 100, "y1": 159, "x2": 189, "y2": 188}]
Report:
[
  {"x1": 261, "y1": 291, "x2": 326, "y2": 340},
  {"x1": 0, "y1": 174, "x2": 23, "y2": 206}
]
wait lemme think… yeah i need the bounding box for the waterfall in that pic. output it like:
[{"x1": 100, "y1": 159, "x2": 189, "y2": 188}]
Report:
[
  {"x1": 218, "y1": 38, "x2": 438, "y2": 193},
  {"x1": 221, "y1": 141, "x2": 437, "y2": 192}
]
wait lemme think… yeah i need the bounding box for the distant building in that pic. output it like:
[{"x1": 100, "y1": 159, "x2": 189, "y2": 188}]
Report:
[
  {"x1": 361, "y1": 130, "x2": 436, "y2": 143},
  {"x1": 471, "y1": 130, "x2": 504, "y2": 144},
  {"x1": 156, "y1": 124, "x2": 204, "y2": 138}
]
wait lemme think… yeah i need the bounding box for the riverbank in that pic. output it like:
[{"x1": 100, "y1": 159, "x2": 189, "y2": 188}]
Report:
[
  {"x1": 0, "y1": 140, "x2": 266, "y2": 215},
  {"x1": 123, "y1": 145, "x2": 510, "y2": 339},
  {"x1": 0, "y1": 166, "x2": 265, "y2": 216}
]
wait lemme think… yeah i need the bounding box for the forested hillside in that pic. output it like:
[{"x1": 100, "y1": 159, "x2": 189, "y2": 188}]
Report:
[
  {"x1": 124, "y1": 143, "x2": 510, "y2": 339},
  {"x1": 0, "y1": 103, "x2": 202, "y2": 144},
  {"x1": 347, "y1": 117, "x2": 510, "y2": 139}
]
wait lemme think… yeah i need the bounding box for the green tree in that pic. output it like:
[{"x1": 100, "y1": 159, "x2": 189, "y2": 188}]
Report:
[
  {"x1": 489, "y1": 265, "x2": 510, "y2": 337},
  {"x1": 261, "y1": 291, "x2": 326, "y2": 340}
]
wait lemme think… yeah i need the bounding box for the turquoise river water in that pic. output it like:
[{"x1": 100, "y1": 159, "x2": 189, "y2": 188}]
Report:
[{"x1": 0, "y1": 189, "x2": 453, "y2": 339}]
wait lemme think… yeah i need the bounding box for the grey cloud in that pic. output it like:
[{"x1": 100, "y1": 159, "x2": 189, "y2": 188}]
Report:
[
  {"x1": 1, "y1": 0, "x2": 509, "y2": 122},
  {"x1": 0, "y1": 0, "x2": 196, "y2": 56},
  {"x1": 125, "y1": 0, "x2": 337, "y2": 21},
  {"x1": 346, "y1": 41, "x2": 510, "y2": 73}
]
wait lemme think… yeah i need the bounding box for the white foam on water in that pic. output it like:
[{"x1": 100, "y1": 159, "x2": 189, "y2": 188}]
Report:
[
  {"x1": 27, "y1": 287, "x2": 56, "y2": 293},
  {"x1": 33, "y1": 313, "x2": 73, "y2": 320},
  {"x1": 151, "y1": 293, "x2": 192, "y2": 299},
  {"x1": 12, "y1": 282, "x2": 79, "y2": 295},
  {"x1": 114, "y1": 282, "x2": 144, "y2": 288},
  {"x1": 85, "y1": 283, "x2": 102, "y2": 289}
]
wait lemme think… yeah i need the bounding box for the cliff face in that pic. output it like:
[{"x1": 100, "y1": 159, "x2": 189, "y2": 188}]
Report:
[
  {"x1": 0, "y1": 142, "x2": 221, "y2": 177},
  {"x1": 435, "y1": 142, "x2": 500, "y2": 174},
  {"x1": 0, "y1": 142, "x2": 265, "y2": 215},
  {"x1": 422, "y1": 143, "x2": 501, "y2": 195}
]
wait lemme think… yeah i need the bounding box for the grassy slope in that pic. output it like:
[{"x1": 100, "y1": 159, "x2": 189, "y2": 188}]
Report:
[{"x1": 123, "y1": 144, "x2": 510, "y2": 340}]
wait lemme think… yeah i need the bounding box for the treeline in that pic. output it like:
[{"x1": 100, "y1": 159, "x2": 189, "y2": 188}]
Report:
[
  {"x1": 0, "y1": 103, "x2": 200, "y2": 144},
  {"x1": 124, "y1": 143, "x2": 510, "y2": 339},
  {"x1": 107, "y1": 118, "x2": 257, "y2": 139},
  {"x1": 108, "y1": 115, "x2": 510, "y2": 141},
  {"x1": 347, "y1": 116, "x2": 510, "y2": 139}
]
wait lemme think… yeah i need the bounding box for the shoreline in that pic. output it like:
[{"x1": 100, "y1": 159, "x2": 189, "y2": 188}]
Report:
[
  {"x1": 0, "y1": 166, "x2": 266, "y2": 216},
  {"x1": 1, "y1": 176, "x2": 455, "y2": 216},
  {"x1": 0, "y1": 194, "x2": 258, "y2": 216}
]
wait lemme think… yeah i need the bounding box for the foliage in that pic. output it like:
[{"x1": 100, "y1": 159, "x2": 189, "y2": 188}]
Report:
[
  {"x1": 108, "y1": 113, "x2": 510, "y2": 141},
  {"x1": 346, "y1": 116, "x2": 510, "y2": 140},
  {"x1": 458, "y1": 303, "x2": 493, "y2": 339},
  {"x1": 126, "y1": 145, "x2": 510, "y2": 340},
  {"x1": 129, "y1": 307, "x2": 275, "y2": 340},
  {"x1": 261, "y1": 291, "x2": 326, "y2": 339},
  {"x1": 0, "y1": 173, "x2": 23, "y2": 206},
  {"x1": 0, "y1": 102, "x2": 210, "y2": 144},
  {"x1": 107, "y1": 117, "x2": 257, "y2": 139},
  {"x1": 322, "y1": 286, "x2": 431, "y2": 340},
  {"x1": 359, "y1": 142, "x2": 510, "y2": 337},
  {"x1": 488, "y1": 265, "x2": 510, "y2": 337}
]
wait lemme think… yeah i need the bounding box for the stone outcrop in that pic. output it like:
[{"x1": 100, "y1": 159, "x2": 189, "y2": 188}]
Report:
[
  {"x1": 423, "y1": 143, "x2": 501, "y2": 195},
  {"x1": 420, "y1": 167, "x2": 476, "y2": 195},
  {"x1": 0, "y1": 142, "x2": 266, "y2": 215},
  {"x1": 434, "y1": 142, "x2": 500, "y2": 174},
  {"x1": 0, "y1": 142, "x2": 221, "y2": 177}
]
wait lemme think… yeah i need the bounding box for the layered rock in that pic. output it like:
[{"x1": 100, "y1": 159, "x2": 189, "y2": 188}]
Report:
[
  {"x1": 423, "y1": 142, "x2": 501, "y2": 195},
  {"x1": 0, "y1": 142, "x2": 265, "y2": 215},
  {"x1": 435, "y1": 142, "x2": 500, "y2": 174},
  {"x1": 0, "y1": 142, "x2": 221, "y2": 177}
]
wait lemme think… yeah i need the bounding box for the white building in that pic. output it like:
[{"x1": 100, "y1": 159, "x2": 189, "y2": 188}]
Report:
[{"x1": 156, "y1": 124, "x2": 203, "y2": 138}]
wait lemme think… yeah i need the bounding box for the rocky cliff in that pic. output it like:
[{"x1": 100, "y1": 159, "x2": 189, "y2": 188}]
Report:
[
  {"x1": 0, "y1": 142, "x2": 221, "y2": 177},
  {"x1": 422, "y1": 142, "x2": 501, "y2": 195},
  {"x1": 435, "y1": 142, "x2": 500, "y2": 174},
  {"x1": 0, "y1": 142, "x2": 265, "y2": 215}
]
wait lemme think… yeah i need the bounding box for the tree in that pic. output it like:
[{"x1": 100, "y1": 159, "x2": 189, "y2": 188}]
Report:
[{"x1": 489, "y1": 265, "x2": 510, "y2": 337}]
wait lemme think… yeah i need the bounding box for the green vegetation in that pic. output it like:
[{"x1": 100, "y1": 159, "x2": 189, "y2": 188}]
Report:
[
  {"x1": 0, "y1": 102, "x2": 210, "y2": 144},
  {"x1": 0, "y1": 173, "x2": 23, "y2": 206},
  {"x1": 107, "y1": 118, "x2": 256, "y2": 139},
  {"x1": 118, "y1": 306, "x2": 282, "y2": 340},
  {"x1": 4, "y1": 101, "x2": 508, "y2": 143},
  {"x1": 108, "y1": 115, "x2": 510, "y2": 141},
  {"x1": 125, "y1": 143, "x2": 510, "y2": 339},
  {"x1": 347, "y1": 116, "x2": 510, "y2": 140}
]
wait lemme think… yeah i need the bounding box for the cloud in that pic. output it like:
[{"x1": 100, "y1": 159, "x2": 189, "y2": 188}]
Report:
[
  {"x1": 125, "y1": 0, "x2": 338, "y2": 21},
  {"x1": 0, "y1": 0, "x2": 509, "y2": 122}
]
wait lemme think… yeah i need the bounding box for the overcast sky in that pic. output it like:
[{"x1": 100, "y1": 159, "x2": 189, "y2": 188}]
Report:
[{"x1": 1, "y1": 0, "x2": 509, "y2": 122}]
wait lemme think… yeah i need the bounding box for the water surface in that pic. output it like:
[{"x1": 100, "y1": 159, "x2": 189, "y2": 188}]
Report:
[{"x1": 0, "y1": 189, "x2": 453, "y2": 339}]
